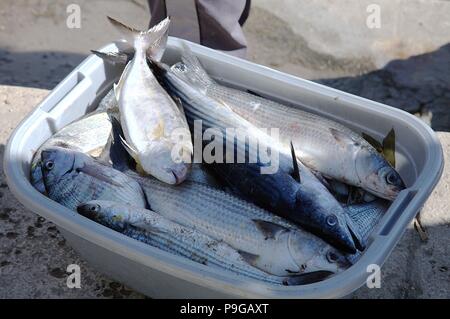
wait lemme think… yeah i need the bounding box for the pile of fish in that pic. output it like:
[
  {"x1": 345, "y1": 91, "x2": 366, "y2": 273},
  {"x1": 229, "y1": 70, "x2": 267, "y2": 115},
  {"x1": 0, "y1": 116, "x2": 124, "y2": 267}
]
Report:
[{"x1": 30, "y1": 17, "x2": 404, "y2": 286}]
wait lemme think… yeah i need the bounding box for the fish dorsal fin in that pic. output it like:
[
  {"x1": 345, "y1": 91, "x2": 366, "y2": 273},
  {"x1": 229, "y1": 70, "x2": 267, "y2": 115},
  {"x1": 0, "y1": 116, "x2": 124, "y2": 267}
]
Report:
[
  {"x1": 382, "y1": 128, "x2": 396, "y2": 167},
  {"x1": 252, "y1": 219, "x2": 290, "y2": 240},
  {"x1": 237, "y1": 250, "x2": 260, "y2": 268},
  {"x1": 113, "y1": 60, "x2": 132, "y2": 102},
  {"x1": 362, "y1": 132, "x2": 383, "y2": 153},
  {"x1": 179, "y1": 42, "x2": 214, "y2": 87},
  {"x1": 91, "y1": 50, "x2": 129, "y2": 65},
  {"x1": 290, "y1": 142, "x2": 301, "y2": 183}
]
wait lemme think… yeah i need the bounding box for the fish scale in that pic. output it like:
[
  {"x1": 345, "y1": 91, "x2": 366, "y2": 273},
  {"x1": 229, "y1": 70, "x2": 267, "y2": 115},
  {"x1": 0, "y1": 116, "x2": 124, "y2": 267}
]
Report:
[
  {"x1": 153, "y1": 61, "x2": 363, "y2": 253},
  {"x1": 41, "y1": 148, "x2": 146, "y2": 211},
  {"x1": 170, "y1": 51, "x2": 405, "y2": 200},
  {"x1": 129, "y1": 172, "x2": 349, "y2": 277},
  {"x1": 78, "y1": 200, "x2": 319, "y2": 285},
  {"x1": 122, "y1": 226, "x2": 287, "y2": 285}
]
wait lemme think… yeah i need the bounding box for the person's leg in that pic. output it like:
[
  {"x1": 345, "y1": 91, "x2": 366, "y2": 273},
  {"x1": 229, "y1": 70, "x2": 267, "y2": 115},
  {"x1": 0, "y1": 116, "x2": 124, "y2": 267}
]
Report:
[{"x1": 148, "y1": 0, "x2": 250, "y2": 58}]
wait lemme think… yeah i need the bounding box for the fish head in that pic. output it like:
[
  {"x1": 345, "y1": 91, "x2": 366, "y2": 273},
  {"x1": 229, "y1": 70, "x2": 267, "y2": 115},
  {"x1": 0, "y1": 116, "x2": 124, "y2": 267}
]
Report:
[
  {"x1": 40, "y1": 147, "x2": 76, "y2": 192},
  {"x1": 140, "y1": 141, "x2": 192, "y2": 185},
  {"x1": 290, "y1": 236, "x2": 351, "y2": 275},
  {"x1": 77, "y1": 200, "x2": 130, "y2": 231},
  {"x1": 355, "y1": 147, "x2": 405, "y2": 200},
  {"x1": 295, "y1": 187, "x2": 362, "y2": 253}
]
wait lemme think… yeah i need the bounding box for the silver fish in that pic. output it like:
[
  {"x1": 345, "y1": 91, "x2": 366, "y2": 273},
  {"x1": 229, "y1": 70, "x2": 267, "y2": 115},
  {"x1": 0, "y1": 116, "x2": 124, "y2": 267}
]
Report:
[
  {"x1": 344, "y1": 200, "x2": 387, "y2": 243},
  {"x1": 151, "y1": 61, "x2": 363, "y2": 253},
  {"x1": 96, "y1": 88, "x2": 119, "y2": 112},
  {"x1": 170, "y1": 48, "x2": 405, "y2": 200},
  {"x1": 128, "y1": 172, "x2": 350, "y2": 277},
  {"x1": 78, "y1": 200, "x2": 334, "y2": 285},
  {"x1": 108, "y1": 17, "x2": 192, "y2": 184},
  {"x1": 40, "y1": 147, "x2": 146, "y2": 211},
  {"x1": 31, "y1": 111, "x2": 114, "y2": 193}
]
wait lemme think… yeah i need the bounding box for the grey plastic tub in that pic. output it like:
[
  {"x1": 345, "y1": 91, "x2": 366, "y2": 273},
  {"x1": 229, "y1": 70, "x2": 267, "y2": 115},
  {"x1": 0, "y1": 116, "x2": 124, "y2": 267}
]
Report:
[{"x1": 4, "y1": 38, "x2": 444, "y2": 298}]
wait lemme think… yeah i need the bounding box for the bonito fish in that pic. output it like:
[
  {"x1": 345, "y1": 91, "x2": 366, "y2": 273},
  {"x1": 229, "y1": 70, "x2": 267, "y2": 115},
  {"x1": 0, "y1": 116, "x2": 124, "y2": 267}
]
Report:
[
  {"x1": 40, "y1": 147, "x2": 146, "y2": 210},
  {"x1": 170, "y1": 48, "x2": 405, "y2": 200},
  {"x1": 78, "y1": 200, "x2": 332, "y2": 285},
  {"x1": 151, "y1": 61, "x2": 363, "y2": 253},
  {"x1": 107, "y1": 17, "x2": 192, "y2": 184},
  {"x1": 129, "y1": 171, "x2": 351, "y2": 277}
]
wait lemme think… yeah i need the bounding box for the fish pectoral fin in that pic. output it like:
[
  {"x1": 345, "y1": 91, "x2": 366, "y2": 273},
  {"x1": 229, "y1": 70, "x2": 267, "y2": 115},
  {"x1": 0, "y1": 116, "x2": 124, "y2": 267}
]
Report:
[
  {"x1": 77, "y1": 164, "x2": 122, "y2": 187},
  {"x1": 311, "y1": 169, "x2": 330, "y2": 189},
  {"x1": 252, "y1": 219, "x2": 290, "y2": 240},
  {"x1": 119, "y1": 135, "x2": 146, "y2": 174},
  {"x1": 216, "y1": 98, "x2": 233, "y2": 111},
  {"x1": 237, "y1": 250, "x2": 260, "y2": 268},
  {"x1": 344, "y1": 213, "x2": 366, "y2": 251},
  {"x1": 105, "y1": 116, "x2": 136, "y2": 171},
  {"x1": 119, "y1": 134, "x2": 139, "y2": 160},
  {"x1": 113, "y1": 60, "x2": 132, "y2": 102},
  {"x1": 283, "y1": 271, "x2": 335, "y2": 286},
  {"x1": 91, "y1": 50, "x2": 130, "y2": 65},
  {"x1": 330, "y1": 128, "x2": 357, "y2": 147},
  {"x1": 129, "y1": 220, "x2": 166, "y2": 235}
]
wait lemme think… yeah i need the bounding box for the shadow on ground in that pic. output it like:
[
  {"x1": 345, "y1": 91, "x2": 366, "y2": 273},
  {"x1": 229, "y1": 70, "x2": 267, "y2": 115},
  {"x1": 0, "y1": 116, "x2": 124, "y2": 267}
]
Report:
[
  {"x1": 1, "y1": 43, "x2": 450, "y2": 131},
  {"x1": 0, "y1": 50, "x2": 87, "y2": 90},
  {"x1": 316, "y1": 44, "x2": 450, "y2": 132}
]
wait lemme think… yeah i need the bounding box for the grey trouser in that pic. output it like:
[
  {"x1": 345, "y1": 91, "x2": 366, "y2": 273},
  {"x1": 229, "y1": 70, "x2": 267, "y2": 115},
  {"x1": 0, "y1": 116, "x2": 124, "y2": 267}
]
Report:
[{"x1": 148, "y1": 0, "x2": 251, "y2": 58}]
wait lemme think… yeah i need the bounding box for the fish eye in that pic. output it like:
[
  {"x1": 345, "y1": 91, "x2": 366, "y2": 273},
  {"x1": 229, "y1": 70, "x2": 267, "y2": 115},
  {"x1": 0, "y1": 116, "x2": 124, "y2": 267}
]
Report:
[
  {"x1": 326, "y1": 250, "x2": 339, "y2": 263},
  {"x1": 44, "y1": 160, "x2": 55, "y2": 171},
  {"x1": 89, "y1": 204, "x2": 100, "y2": 212},
  {"x1": 326, "y1": 215, "x2": 337, "y2": 227},
  {"x1": 385, "y1": 171, "x2": 398, "y2": 185}
]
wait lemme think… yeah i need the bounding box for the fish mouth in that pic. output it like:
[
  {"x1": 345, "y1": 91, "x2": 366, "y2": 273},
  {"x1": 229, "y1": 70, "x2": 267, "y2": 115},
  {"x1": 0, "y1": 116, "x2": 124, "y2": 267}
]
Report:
[
  {"x1": 166, "y1": 164, "x2": 189, "y2": 185},
  {"x1": 171, "y1": 167, "x2": 188, "y2": 185}
]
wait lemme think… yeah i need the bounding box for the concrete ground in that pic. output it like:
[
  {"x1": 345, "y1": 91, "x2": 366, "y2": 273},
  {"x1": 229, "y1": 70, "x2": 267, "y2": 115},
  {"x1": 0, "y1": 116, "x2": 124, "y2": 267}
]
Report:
[{"x1": 0, "y1": 0, "x2": 449, "y2": 298}]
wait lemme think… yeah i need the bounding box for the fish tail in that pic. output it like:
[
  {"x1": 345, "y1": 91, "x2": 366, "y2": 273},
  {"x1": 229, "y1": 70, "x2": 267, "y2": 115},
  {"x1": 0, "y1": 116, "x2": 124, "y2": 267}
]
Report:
[
  {"x1": 171, "y1": 43, "x2": 215, "y2": 89},
  {"x1": 107, "y1": 16, "x2": 170, "y2": 61}
]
